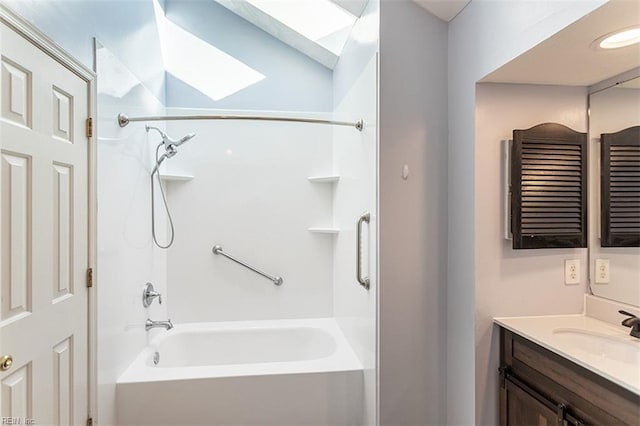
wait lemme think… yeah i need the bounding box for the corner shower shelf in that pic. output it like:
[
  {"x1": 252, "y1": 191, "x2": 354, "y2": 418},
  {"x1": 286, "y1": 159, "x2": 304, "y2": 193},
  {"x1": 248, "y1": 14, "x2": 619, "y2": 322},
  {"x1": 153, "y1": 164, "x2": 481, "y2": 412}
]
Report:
[
  {"x1": 307, "y1": 175, "x2": 340, "y2": 233},
  {"x1": 307, "y1": 175, "x2": 340, "y2": 183},
  {"x1": 159, "y1": 173, "x2": 194, "y2": 182},
  {"x1": 308, "y1": 227, "x2": 340, "y2": 234}
]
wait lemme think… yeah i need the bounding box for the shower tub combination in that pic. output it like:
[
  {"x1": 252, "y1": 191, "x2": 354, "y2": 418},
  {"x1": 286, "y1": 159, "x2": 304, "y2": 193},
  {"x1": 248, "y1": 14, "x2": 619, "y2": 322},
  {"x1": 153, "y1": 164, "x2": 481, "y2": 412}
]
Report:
[{"x1": 116, "y1": 318, "x2": 364, "y2": 425}]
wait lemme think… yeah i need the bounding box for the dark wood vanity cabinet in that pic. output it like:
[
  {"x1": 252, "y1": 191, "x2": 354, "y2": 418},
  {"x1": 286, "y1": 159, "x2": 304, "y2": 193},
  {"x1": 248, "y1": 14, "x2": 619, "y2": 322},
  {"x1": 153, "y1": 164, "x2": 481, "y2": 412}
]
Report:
[
  {"x1": 500, "y1": 328, "x2": 640, "y2": 426},
  {"x1": 502, "y1": 376, "x2": 564, "y2": 425}
]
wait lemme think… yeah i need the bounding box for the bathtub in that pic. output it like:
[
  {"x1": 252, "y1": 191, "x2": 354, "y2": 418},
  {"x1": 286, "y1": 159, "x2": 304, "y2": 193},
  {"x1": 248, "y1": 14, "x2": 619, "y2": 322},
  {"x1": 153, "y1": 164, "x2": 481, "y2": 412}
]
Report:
[{"x1": 116, "y1": 318, "x2": 364, "y2": 425}]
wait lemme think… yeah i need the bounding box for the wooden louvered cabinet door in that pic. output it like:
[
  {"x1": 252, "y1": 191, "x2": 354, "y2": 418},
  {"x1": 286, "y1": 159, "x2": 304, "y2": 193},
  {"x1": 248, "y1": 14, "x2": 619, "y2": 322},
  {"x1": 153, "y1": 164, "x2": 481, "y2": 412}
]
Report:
[
  {"x1": 601, "y1": 126, "x2": 640, "y2": 247},
  {"x1": 511, "y1": 123, "x2": 588, "y2": 249}
]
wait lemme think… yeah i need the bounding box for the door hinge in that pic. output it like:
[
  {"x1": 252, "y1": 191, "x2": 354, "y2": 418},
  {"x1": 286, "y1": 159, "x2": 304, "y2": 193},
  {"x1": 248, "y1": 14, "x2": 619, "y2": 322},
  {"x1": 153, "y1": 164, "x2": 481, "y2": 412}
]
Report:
[
  {"x1": 86, "y1": 417, "x2": 93, "y2": 426},
  {"x1": 86, "y1": 117, "x2": 93, "y2": 138},
  {"x1": 86, "y1": 267, "x2": 93, "y2": 288}
]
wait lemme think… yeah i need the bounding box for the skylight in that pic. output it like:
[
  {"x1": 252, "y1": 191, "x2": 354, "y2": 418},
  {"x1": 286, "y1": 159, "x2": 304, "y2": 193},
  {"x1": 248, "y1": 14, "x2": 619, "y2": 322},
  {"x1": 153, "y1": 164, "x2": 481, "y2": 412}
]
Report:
[{"x1": 245, "y1": 0, "x2": 357, "y2": 55}]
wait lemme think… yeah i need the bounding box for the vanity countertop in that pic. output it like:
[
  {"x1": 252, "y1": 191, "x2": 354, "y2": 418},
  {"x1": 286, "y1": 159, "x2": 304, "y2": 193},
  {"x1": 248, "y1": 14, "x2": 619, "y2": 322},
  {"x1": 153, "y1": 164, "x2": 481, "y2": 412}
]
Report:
[{"x1": 494, "y1": 314, "x2": 640, "y2": 395}]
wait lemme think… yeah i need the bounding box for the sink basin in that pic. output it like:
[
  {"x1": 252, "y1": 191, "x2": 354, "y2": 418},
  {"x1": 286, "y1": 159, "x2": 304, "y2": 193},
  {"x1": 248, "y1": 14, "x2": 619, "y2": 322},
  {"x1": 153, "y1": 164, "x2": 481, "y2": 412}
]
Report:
[{"x1": 552, "y1": 328, "x2": 640, "y2": 365}]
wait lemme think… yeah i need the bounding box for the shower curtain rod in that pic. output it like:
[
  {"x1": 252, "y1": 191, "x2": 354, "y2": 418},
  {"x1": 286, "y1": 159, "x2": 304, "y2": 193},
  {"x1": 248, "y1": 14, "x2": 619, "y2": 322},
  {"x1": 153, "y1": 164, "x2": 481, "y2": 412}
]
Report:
[{"x1": 117, "y1": 113, "x2": 363, "y2": 131}]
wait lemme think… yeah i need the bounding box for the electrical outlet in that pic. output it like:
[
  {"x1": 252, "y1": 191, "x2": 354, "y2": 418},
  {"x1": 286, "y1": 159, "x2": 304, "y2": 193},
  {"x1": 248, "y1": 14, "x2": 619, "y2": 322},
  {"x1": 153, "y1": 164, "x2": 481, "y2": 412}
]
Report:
[
  {"x1": 595, "y1": 259, "x2": 610, "y2": 284},
  {"x1": 564, "y1": 259, "x2": 580, "y2": 285}
]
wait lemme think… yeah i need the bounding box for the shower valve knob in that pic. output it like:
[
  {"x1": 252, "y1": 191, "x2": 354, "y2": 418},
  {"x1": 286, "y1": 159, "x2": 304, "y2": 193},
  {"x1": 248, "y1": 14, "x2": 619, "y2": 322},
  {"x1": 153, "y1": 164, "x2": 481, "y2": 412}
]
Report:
[{"x1": 142, "y1": 282, "x2": 162, "y2": 307}]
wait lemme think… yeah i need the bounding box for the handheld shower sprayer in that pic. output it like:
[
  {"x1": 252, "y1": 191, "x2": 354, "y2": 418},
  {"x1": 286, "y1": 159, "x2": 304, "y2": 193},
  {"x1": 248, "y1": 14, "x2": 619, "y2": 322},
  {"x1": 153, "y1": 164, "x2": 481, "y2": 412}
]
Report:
[
  {"x1": 146, "y1": 125, "x2": 196, "y2": 149},
  {"x1": 174, "y1": 132, "x2": 196, "y2": 147},
  {"x1": 146, "y1": 125, "x2": 196, "y2": 174},
  {"x1": 145, "y1": 124, "x2": 197, "y2": 249}
]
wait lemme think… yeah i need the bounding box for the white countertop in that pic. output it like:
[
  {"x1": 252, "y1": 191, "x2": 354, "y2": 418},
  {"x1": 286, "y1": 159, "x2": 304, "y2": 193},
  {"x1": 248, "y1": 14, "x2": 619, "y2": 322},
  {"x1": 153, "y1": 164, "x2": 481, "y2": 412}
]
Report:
[{"x1": 494, "y1": 314, "x2": 640, "y2": 395}]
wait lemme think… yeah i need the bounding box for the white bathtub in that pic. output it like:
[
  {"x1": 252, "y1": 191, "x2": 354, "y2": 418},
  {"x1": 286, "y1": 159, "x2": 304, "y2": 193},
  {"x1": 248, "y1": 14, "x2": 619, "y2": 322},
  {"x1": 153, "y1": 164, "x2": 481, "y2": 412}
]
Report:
[{"x1": 116, "y1": 318, "x2": 364, "y2": 425}]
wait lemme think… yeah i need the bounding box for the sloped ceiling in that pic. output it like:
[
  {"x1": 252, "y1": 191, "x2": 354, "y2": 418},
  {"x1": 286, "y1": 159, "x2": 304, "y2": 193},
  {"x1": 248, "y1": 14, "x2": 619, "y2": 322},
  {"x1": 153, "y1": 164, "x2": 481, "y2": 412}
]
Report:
[
  {"x1": 213, "y1": 0, "x2": 472, "y2": 70},
  {"x1": 482, "y1": 0, "x2": 640, "y2": 86},
  {"x1": 213, "y1": 0, "x2": 368, "y2": 69},
  {"x1": 413, "y1": 0, "x2": 470, "y2": 22},
  {"x1": 214, "y1": 0, "x2": 338, "y2": 68}
]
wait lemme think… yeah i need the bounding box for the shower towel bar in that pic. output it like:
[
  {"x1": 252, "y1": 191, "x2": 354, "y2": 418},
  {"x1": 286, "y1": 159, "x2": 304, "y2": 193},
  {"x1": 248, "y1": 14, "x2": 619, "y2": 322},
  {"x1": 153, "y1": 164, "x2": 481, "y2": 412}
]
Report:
[
  {"x1": 212, "y1": 245, "x2": 283, "y2": 286},
  {"x1": 118, "y1": 113, "x2": 363, "y2": 131}
]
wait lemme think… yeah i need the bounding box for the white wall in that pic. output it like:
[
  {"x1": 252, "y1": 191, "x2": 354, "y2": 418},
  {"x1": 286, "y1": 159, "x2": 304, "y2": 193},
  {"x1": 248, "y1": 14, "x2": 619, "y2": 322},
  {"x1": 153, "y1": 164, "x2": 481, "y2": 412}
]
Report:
[
  {"x1": 163, "y1": 0, "x2": 333, "y2": 112},
  {"x1": 331, "y1": 0, "x2": 379, "y2": 423},
  {"x1": 378, "y1": 2, "x2": 448, "y2": 425},
  {"x1": 163, "y1": 110, "x2": 334, "y2": 322},
  {"x1": 447, "y1": 2, "x2": 607, "y2": 424},
  {"x1": 475, "y1": 83, "x2": 589, "y2": 425},
  {"x1": 589, "y1": 84, "x2": 640, "y2": 307}
]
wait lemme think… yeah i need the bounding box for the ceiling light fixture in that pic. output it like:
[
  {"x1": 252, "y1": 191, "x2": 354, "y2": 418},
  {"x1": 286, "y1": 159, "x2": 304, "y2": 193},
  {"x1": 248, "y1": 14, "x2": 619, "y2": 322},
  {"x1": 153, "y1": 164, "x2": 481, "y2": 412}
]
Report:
[{"x1": 592, "y1": 26, "x2": 640, "y2": 50}]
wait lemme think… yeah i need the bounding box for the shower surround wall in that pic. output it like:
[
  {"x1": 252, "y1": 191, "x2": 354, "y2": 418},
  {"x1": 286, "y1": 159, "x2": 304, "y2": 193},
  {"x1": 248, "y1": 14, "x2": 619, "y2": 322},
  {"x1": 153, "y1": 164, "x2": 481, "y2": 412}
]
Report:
[
  {"x1": 164, "y1": 113, "x2": 334, "y2": 321},
  {"x1": 96, "y1": 45, "x2": 169, "y2": 426},
  {"x1": 159, "y1": 2, "x2": 380, "y2": 422},
  {"x1": 331, "y1": 0, "x2": 379, "y2": 423}
]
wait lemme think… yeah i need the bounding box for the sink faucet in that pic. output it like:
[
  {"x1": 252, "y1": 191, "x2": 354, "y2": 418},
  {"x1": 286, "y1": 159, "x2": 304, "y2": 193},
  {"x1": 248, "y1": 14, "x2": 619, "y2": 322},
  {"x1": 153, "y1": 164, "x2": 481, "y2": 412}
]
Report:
[
  {"x1": 145, "y1": 318, "x2": 174, "y2": 331},
  {"x1": 619, "y1": 310, "x2": 640, "y2": 338}
]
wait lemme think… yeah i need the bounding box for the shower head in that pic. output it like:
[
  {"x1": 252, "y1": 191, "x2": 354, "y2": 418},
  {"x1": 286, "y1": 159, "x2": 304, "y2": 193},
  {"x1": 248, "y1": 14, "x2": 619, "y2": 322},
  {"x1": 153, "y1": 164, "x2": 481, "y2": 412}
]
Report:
[
  {"x1": 145, "y1": 125, "x2": 196, "y2": 149},
  {"x1": 146, "y1": 125, "x2": 196, "y2": 176},
  {"x1": 174, "y1": 132, "x2": 196, "y2": 147}
]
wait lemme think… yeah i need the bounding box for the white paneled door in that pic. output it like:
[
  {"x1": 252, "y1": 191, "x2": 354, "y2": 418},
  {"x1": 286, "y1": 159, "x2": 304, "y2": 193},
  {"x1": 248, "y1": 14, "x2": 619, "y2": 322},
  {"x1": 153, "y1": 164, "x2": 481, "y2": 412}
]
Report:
[{"x1": 0, "y1": 17, "x2": 91, "y2": 426}]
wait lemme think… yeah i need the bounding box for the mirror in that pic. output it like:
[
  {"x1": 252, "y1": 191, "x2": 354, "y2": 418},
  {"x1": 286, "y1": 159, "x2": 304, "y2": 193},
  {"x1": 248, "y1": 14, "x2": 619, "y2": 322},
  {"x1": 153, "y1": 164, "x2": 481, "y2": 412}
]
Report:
[{"x1": 588, "y1": 75, "x2": 640, "y2": 307}]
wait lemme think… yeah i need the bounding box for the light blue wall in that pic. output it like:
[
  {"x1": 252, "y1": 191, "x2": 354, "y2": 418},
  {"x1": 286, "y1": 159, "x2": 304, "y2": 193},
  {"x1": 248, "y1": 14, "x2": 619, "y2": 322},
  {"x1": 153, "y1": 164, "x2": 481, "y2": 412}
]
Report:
[
  {"x1": 163, "y1": 0, "x2": 333, "y2": 112},
  {"x1": 3, "y1": 0, "x2": 166, "y2": 103},
  {"x1": 378, "y1": 2, "x2": 448, "y2": 425}
]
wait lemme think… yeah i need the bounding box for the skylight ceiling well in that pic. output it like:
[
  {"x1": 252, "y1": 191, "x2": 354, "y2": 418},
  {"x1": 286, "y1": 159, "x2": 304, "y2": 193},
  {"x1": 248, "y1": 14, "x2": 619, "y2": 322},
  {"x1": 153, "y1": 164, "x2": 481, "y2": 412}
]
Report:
[
  {"x1": 153, "y1": 0, "x2": 265, "y2": 101},
  {"x1": 245, "y1": 0, "x2": 357, "y2": 56}
]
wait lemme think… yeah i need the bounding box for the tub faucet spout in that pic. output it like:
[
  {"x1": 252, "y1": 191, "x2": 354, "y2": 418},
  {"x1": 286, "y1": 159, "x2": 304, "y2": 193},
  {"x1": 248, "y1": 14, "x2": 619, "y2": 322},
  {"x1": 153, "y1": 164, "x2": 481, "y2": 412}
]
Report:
[{"x1": 145, "y1": 318, "x2": 174, "y2": 331}]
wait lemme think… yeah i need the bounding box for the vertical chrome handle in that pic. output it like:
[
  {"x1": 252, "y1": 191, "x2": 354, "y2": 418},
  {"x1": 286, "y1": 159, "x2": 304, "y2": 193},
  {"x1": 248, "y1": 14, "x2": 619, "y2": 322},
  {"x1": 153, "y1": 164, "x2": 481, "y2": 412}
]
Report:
[{"x1": 356, "y1": 211, "x2": 371, "y2": 290}]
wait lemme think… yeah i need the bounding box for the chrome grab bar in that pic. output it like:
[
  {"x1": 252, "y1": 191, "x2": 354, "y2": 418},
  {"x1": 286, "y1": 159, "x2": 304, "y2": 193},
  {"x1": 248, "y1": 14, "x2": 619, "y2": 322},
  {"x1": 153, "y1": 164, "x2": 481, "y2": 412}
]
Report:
[
  {"x1": 356, "y1": 212, "x2": 371, "y2": 290},
  {"x1": 212, "y1": 245, "x2": 283, "y2": 286}
]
